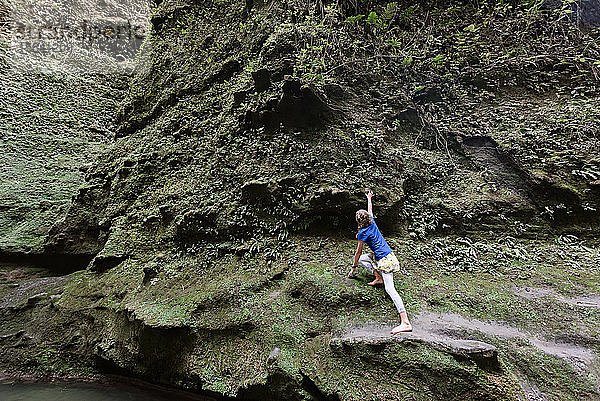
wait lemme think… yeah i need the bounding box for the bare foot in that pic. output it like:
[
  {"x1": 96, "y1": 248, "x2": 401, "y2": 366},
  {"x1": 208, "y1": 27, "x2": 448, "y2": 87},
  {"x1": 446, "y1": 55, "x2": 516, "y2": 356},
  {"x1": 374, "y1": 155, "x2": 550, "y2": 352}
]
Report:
[
  {"x1": 391, "y1": 323, "x2": 412, "y2": 333},
  {"x1": 367, "y1": 279, "x2": 383, "y2": 286}
]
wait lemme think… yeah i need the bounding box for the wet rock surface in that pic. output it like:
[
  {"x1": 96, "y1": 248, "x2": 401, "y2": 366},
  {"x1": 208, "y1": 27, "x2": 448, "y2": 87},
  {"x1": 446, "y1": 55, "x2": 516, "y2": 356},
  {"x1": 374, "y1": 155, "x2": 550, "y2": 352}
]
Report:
[
  {"x1": 333, "y1": 308, "x2": 600, "y2": 378},
  {"x1": 413, "y1": 311, "x2": 599, "y2": 376},
  {"x1": 0, "y1": 276, "x2": 70, "y2": 310}
]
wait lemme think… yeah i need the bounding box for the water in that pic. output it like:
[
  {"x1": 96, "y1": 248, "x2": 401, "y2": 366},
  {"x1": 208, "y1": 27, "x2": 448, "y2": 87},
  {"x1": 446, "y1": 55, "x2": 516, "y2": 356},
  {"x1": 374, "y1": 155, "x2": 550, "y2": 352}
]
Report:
[{"x1": 0, "y1": 381, "x2": 213, "y2": 401}]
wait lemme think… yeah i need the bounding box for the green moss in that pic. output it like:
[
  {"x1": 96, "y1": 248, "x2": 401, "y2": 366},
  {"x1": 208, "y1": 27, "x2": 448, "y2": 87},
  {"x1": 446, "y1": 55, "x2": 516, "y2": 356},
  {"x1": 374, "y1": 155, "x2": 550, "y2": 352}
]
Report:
[
  {"x1": 3, "y1": 236, "x2": 600, "y2": 398},
  {"x1": 0, "y1": 71, "x2": 128, "y2": 254},
  {"x1": 497, "y1": 339, "x2": 599, "y2": 401},
  {"x1": 301, "y1": 335, "x2": 518, "y2": 401},
  {"x1": 3, "y1": 0, "x2": 600, "y2": 398}
]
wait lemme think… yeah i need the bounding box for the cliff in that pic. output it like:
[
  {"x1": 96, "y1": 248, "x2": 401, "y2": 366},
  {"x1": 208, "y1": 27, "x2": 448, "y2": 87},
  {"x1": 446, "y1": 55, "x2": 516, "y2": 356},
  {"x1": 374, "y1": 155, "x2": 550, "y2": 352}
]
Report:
[{"x1": 1, "y1": 0, "x2": 600, "y2": 400}]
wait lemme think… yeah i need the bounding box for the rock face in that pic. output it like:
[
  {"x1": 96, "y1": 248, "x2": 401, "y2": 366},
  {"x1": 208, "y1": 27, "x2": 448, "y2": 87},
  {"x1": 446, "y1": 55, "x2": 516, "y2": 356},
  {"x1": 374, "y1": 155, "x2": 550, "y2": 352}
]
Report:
[
  {"x1": 580, "y1": 0, "x2": 600, "y2": 26},
  {"x1": 42, "y1": 0, "x2": 600, "y2": 260},
  {"x1": 0, "y1": 0, "x2": 149, "y2": 257},
  {"x1": 1, "y1": 0, "x2": 600, "y2": 400},
  {"x1": 0, "y1": 267, "x2": 521, "y2": 401},
  {"x1": 544, "y1": 0, "x2": 600, "y2": 26}
]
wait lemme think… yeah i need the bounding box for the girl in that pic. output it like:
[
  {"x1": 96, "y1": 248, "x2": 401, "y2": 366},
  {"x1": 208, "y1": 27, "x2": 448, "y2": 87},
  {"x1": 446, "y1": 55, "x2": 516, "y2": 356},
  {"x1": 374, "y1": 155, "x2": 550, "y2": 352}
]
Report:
[{"x1": 348, "y1": 190, "x2": 412, "y2": 333}]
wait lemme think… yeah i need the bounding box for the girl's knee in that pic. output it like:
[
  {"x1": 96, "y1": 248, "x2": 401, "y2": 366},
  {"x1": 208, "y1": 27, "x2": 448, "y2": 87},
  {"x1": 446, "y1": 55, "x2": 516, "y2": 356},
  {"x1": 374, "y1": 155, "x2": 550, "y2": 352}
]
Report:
[
  {"x1": 382, "y1": 273, "x2": 396, "y2": 293},
  {"x1": 358, "y1": 254, "x2": 374, "y2": 271},
  {"x1": 384, "y1": 284, "x2": 398, "y2": 297}
]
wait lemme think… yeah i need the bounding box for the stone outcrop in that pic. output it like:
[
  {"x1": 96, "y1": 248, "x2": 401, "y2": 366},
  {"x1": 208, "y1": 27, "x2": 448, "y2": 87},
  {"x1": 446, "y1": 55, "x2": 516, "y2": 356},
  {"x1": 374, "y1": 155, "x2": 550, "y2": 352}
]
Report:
[{"x1": 1, "y1": 0, "x2": 599, "y2": 400}]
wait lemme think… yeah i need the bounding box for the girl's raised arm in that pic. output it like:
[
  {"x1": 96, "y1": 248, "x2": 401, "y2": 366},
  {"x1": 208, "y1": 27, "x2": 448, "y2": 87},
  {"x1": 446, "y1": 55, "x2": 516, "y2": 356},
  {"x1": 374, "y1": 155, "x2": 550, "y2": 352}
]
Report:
[{"x1": 366, "y1": 190, "x2": 373, "y2": 216}]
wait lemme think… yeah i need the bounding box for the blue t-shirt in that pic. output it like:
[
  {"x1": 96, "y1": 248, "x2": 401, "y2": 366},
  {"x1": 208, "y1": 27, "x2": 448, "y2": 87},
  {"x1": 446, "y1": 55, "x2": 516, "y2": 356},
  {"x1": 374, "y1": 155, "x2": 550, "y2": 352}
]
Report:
[{"x1": 357, "y1": 216, "x2": 392, "y2": 261}]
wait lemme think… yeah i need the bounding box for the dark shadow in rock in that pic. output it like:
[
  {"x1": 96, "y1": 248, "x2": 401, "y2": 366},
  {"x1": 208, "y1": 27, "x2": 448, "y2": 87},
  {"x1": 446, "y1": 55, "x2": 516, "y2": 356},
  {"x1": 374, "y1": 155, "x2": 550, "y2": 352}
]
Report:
[
  {"x1": 277, "y1": 78, "x2": 331, "y2": 128},
  {"x1": 0, "y1": 252, "x2": 94, "y2": 274},
  {"x1": 271, "y1": 59, "x2": 294, "y2": 82},
  {"x1": 295, "y1": 187, "x2": 362, "y2": 232},
  {"x1": 461, "y1": 73, "x2": 494, "y2": 90},
  {"x1": 460, "y1": 134, "x2": 598, "y2": 225},
  {"x1": 174, "y1": 209, "x2": 219, "y2": 242},
  {"x1": 237, "y1": 367, "x2": 306, "y2": 401},
  {"x1": 252, "y1": 68, "x2": 271, "y2": 92},
  {"x1": 395, "y1": 108, "x2": 421, "y2": 125},
  {"x1": 150, "y1": 5, "x2": 193, "y2": 31},
  {"x1": 413, "y1": 87, "x2": 443, "y2": 105},
  {"x1": 245, "y1": 77, "x2": 333, "y2": 131},
  {"x1": 142, "y1": 263, "x2": 159, "y2": 284},
  {"x1": 233, "y1": 90, "x2": 248, "y2": 107},
  {"x1": 95, "y1": 314, "x2": 196, "y2": 385},
  {"x1": 300, "y1": 371, "x2": 341, "y2": 401},
  {"x1": 240, "y1": 180, "x2": 273, "y2": 204},
  {"x1": 205, "y1": 59, "x2": 241, "y2": 90},
  {"x1": 44, "y1": 180, "x2": 112, "y2": 257},
  {"x1": 90, "y1": 254, "x2": 127, "y2": 273}
]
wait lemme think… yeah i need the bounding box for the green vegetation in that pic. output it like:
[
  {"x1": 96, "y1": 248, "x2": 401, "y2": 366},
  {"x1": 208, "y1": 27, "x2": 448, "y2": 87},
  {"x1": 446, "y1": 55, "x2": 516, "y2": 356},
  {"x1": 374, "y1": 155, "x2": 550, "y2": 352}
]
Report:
[
  {"x1": 1, "y1": 0, "x2": 599, "y2": 399},
  {"x1": 4, "y1": 235, "x2": 599, "y2": 398}
]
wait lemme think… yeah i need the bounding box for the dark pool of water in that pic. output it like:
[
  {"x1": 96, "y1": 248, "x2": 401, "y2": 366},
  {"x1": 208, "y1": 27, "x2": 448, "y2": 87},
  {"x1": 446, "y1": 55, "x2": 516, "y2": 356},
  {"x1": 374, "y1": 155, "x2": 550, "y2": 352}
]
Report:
[{"x1": 0, "y1": 381, "x2": 214, "y2": 401}]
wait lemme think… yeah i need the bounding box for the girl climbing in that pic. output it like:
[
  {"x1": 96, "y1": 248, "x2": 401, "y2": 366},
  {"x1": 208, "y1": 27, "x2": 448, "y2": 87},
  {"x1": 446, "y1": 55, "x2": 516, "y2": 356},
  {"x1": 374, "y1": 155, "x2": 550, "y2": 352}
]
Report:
[{"x1": 348, "y1": 190, "x2": 412, "y2": 333}]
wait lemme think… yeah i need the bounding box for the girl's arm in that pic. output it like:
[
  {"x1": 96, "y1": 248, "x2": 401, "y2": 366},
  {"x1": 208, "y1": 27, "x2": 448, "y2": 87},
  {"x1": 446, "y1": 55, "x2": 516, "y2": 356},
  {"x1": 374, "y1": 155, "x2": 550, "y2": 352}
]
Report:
[
  {"x1": 349, "y1": 241, "x2": 364, "y2": 277},
  {"x1": 366, "y1": 190, "x2": 373, "y2": 216}
]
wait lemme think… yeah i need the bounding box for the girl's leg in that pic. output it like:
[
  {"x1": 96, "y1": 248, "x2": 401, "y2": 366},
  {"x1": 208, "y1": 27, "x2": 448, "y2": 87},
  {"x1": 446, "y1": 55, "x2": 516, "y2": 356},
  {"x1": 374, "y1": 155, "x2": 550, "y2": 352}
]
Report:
[
  {"x1": 359, "y1": 255, "x2": 384, "y2": 285},
  {"x1": 381, "y1": 272, "x2": 412, "y2": 333},
  {"x1": 358, "y1": 254, "x2": 375, "y2": 273}
]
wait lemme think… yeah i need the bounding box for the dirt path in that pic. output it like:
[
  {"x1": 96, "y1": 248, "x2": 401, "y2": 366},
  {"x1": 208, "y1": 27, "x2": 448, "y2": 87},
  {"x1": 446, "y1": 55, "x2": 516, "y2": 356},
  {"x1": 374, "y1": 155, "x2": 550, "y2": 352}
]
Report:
[
  {"x1": 515, "y1": 286, "x2": 600, "y2": 309},
  {"x1": 337, "y1": 311, "x2": 596, "y2": 371},
  {"x1": 334, "y1": 310, "x2": 599, "y2": 400},
  {"x1": 412, "y1": 312, "x2": 596, "y2": 372}
]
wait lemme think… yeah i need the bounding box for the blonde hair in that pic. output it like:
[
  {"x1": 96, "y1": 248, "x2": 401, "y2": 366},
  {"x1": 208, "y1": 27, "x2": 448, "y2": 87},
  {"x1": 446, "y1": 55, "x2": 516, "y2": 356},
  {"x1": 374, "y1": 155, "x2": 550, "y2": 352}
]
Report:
[{"x1": 355, "y1": 209, "x2": 371, "y2": 229}]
